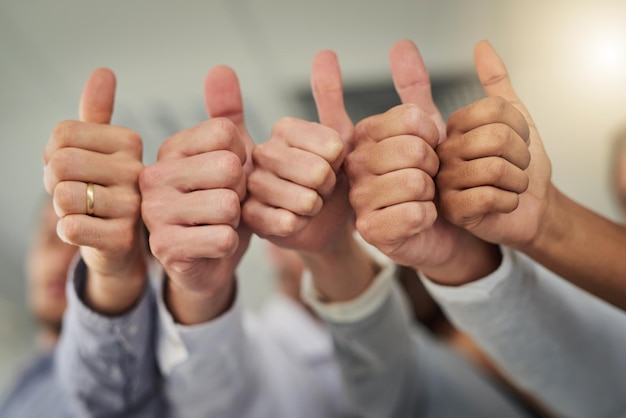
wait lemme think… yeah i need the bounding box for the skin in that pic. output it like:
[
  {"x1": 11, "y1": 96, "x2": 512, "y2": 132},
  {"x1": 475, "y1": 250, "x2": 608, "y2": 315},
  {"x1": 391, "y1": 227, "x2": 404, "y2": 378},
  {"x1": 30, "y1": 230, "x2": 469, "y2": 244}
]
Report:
[
  {"x1": 344, "y1": 39, "x2": 501, "y2": 287},
  {"x1": 43, "y1": 68, "x2": 147, "y2": 317},
  {"x1": 242, "y1": 49, "x2": 379, "y2": 302},
  {"x1": 611, "y1": 138, "x2": 626, "y2": 219},
  {"x1": 139, "y1": 66, "x2": 254, "y2": 325},
  {"x1": 437, "y1": 40, "x2": 626, "y2": 311},
  {"x1": 26, "y1": 199, "x2": 78, "y2": 349}
]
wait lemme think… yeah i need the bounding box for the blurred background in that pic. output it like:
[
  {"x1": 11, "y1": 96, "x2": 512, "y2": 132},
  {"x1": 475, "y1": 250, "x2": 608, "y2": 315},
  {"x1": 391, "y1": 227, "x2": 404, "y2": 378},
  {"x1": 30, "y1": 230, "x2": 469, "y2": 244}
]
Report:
[{"x1": 2, "y1": 0, "x2": 626, "y2": 391}]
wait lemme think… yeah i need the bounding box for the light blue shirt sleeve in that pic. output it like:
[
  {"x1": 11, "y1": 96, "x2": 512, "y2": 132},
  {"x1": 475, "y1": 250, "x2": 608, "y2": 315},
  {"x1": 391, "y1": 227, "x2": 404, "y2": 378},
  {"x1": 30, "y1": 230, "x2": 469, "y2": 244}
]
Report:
[
  {"x1": 156, "y1": 274, "x2": 344, "y2": 418},
  {"x1": 55, "y1": 256, "x2": 164, "y2": 418}
]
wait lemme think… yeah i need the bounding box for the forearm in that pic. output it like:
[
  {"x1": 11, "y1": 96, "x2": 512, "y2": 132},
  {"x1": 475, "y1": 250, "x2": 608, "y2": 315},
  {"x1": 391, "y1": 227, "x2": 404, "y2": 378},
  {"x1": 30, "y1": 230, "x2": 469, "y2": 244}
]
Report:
[
  {"x1": 85, "y1": 255, "x2": 147, "y2": 316},
  {"x1": 299, "y1": 231, "x2": 380, "y2": 302},
  {"x1": 523, "y1": 185, "x2": 626, "y2": 310},
  {"x1": 57, "y1": 257, "x2": 161, "y2": 417},
  {"x1": 164, "y1": 275, "x2": 235, "y2": 325},
  {"x1": 417, "y1": 226, "x2": 502, "y2": 286}
]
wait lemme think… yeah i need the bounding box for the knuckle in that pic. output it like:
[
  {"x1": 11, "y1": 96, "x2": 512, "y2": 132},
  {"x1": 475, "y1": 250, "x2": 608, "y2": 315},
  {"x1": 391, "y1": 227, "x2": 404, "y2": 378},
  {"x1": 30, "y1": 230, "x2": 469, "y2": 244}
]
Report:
[
  {"x1": 320, "y1": 128, "x2": 344, "y2": 162},
  {"x1": 148, "y1": 233, "x2": 169, "y2": 263},
  {"x1": 246, "y1": 170, "x2": 263, "y2": 195},
  {"x1": 308, "y1": 161, "x2": 332, "y2": 189},
  {"x1": 59, "y1": 216, "x2": 83, "y2": 245},
  {"x1": 122, "y1": 160, "x2": 144, "y2": 185},
  {"x1": 156, "y1": 136, "x2": 176, "y2": 160},
  {"x1": 251, "y1": 142, "x2": 271, "y2": 166},
  {"x1": 296, "y1": 188, "x2": 319, "y2": 214},
  {"x1": 406, "y1": 139, "x2": 427, "y2": 166},
  {"x1": 141, "y1": 196, "x2": 164, "y2": 224},
  {"x1": 53, "y1": 182, "x2": 76, "y2": 215},
  {"x1": 355, "y1": 214, "x2": 374, "y2": 239},
  {"x1": 139, "y1": 164, "x2": 161, "y2": 191},
  {"x1": 51, "y1": 120, "x2": 77, "y2": 146},
  {"x1": 407, "y1": 202, "x2": 434, "y2": 232},
  {"x1": 121, "y1": 129, "x2": 143, "y2": 155},
  {"x1": 218, "y1": 152, "x2": 244, "y2": 184},
  {"x1": 486, "y1": 96, "x2": 509, "y2": 119},
  {"x1": 215, "y1": 227, "x2": 239, "y2": 256},
  {"x1": 487, "y1": 158, "x2": 507, "y2": 178},
  {"x1": 348, "y1": 184, "x2": 367, "y2": 209},
  {"x1": 221, "y1": 191, "x2": 242, "y2": 224},
  {"x1": 271, "y1": 117, "x2": 298, "y2": 138},
  {"x1": 447, "y1": 109, "x2": 464, "y2": 131},
  {"x1": 209, "y1": 118, "x2": 238, "y2": 148},
  {"x1": 126, "y1": 192, "x2": 142, "y2": 220},
  {"x1": 477, "y1": 188, "x2": 499, "y2": 211},
  {"x1": 48, "y1": 149, "x2": 76, "y2": 181},
  {"x1": 277, "y1": 212, "x2": 299, "y2": 237}
]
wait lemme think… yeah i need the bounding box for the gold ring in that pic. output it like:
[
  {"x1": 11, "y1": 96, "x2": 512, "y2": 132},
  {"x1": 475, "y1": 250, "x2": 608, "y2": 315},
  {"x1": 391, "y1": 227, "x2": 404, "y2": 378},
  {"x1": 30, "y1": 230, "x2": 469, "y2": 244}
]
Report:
[{"x1": 86, "y1": 183, "x2": 95, "y2": 216}]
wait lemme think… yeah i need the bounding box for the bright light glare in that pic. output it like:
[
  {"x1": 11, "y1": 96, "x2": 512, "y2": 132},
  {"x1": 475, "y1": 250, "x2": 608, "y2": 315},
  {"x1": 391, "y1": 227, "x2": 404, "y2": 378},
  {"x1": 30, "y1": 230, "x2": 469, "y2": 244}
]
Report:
[{"x1": 589, "y1": 35, "x2": 625, "y2": 74}]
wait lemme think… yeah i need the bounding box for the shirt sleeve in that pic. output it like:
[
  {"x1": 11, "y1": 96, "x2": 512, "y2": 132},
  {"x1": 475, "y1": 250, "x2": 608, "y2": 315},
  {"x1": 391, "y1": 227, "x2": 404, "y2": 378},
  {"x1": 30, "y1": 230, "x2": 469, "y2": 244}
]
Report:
[
  {"x1": 421, "y1": 246, "x2": 626, "y2": 418},
  {"x1": 55, "y1": 255, "x2": 163, "y2": 418},
  {"x1": 301, "y1": 261, "x2": 532, "y2": 418},
  {"x1": 155, "y1": 274, "x2": 337, "y2": 418}
]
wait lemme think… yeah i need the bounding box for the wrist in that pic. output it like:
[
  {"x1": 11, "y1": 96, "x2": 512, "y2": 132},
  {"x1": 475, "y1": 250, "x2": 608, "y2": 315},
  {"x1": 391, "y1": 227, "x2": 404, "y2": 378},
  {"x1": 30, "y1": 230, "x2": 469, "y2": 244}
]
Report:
[
  {"x1": 84, "y1": 255, "x2": 147, "y2": 316},
  {"x1": 419, "y1": 231, "x2": 502, "y2": 286},
  {"x1": 165, "y1": 274, "x2": 236, "y2": 325},
  {"x1": 519, "y1": 184, "x2": 564, "y2": 256},
  {"x1": 300, "y1": 233, "x2": 380, "y2": 302}
]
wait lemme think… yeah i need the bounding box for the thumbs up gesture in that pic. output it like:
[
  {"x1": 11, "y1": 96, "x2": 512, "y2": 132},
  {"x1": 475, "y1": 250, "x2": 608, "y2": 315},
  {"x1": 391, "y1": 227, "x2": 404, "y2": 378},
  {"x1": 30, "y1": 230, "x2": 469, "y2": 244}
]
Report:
[
  {"x1": 242, "y1": 50, "x2": 354, "y2": 254},
  {"x1": 139, "y1": 66, "x2": 252, "y2": 325},
  {"x1": 345, "y1": 40, "x2": 503, "y2": 284},
  {"x1": 43, "y1": 68, "x2": 147, "y2": 315},
  {"x1": 437, "y1": 41, "x2": 552, "y2": 248}
]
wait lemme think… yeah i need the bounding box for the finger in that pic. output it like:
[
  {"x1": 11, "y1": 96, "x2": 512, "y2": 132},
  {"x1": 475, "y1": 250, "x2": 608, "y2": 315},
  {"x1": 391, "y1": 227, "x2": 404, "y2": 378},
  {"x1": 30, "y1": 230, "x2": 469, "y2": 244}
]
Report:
[
  {"x1": 350, "y1": 169, "x2": 435, "y2": 214},
  {"x1": 45, "y1": 148, "x2": 142, "y2": 193},
  {"x1": 141, "y1": 151, "x2": 246, "y2": 200},
  {"x1": 440, "y1": 187, "x2": 520, "y2": 228},
  {"x1": 347, "y1": 136, "x2": 439, "y2": 177},
  {"x1": 389, "y1": 39, "x2": 445, "y2": 141},
  {"x1": 143, "y1": 189, "x2": 241, "y2": 230},
  {"x1": 242, "y1": 198, "x2": 309, "y2": 238},
  {"x1": 474, "y1": 40, "x2": 535, "y2": 125},
  {"x1": 437, "y1": 157, "x2": 529, "y2": 194},
  {"x1": 44, "y1": 123, "x2": 142, "y2": 165},
  {"x1": 252, "y1": 143, "x2": 337, "y2": 197},
  {"x1": 248, "y1": 169, "x2": 323, "y2": 217},
  {"x1": 53, "y1": 181, "x2": 140, "y2": 219},
  {"x1": 441, "y1": 123, "x2": 531, "y2": 169},
  {"x1": 204, "y1": 66, "x2": 254, "y2": 168},
  {"x1": 79, "y1": 68, "x2": 116, "y2": 124},
  {"x1": 447, "y1": 97, "x2": 530, "y2": 143},
  {"x1": 56, "y1": 215, "x2": 136, "y2": 252},
  {"x1": 157, "y1": 118, "x2": 246, "y2": 164},
  {"x1": 150, "y1": 224, "x2": 240, "y2": 261},
  {"x1": 356, "y1": 104, "x2": 440, "y2": 149},
  {"x1": 311, "y1": 50, "x2": 354, "y2": 144},
  {"x1": 271, "y1": 118, "x2": 344, "y2": 170},
  {"x1": 356, "y1": 201, "x2": 437, "y2": 247}
]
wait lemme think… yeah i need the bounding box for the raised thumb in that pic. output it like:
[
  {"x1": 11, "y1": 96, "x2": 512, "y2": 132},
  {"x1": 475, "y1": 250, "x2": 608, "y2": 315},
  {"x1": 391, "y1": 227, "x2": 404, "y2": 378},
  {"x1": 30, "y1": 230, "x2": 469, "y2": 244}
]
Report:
[{"x1": 79, "y1": 67, "x2": 116, "y2": 124}]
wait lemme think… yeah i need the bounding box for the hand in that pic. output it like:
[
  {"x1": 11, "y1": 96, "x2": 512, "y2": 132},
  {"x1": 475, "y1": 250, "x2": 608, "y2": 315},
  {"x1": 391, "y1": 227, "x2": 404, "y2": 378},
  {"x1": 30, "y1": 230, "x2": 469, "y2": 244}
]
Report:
[
  {"x1": 345, "y1": 40, "x2": 500, "y2": 284},
  {"x1": 437, "y1": 40, "x2": 552, "y2": 248},
  {"x1": 43, "y1": 68, "x2": 147, "y2": 315},
  {"x1": 139, "y1": 66, "x2": 253, "y2": 324},
  {"x1": 242, "y1": 50, "x2": 354, "y2": 254}
]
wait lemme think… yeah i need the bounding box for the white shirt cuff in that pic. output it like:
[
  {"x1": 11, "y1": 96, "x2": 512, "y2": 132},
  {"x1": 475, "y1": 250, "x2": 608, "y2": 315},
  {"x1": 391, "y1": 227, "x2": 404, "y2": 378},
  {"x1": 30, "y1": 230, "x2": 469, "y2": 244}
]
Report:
[
  {"x1": 154, "y1": 268, "x2": 242, "y2": 375},
  {"x1": 420, "y1": 246, "x2": 518, "y2": 303},
  {"x1": 300, "y1": 260, "x2": 397, "y2": 324}
]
